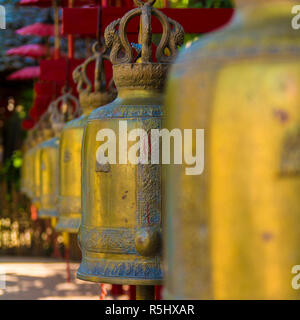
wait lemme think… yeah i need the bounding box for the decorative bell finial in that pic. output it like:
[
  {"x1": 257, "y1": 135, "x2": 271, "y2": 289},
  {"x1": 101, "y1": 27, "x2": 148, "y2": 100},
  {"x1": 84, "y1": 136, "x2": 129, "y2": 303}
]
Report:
[
  {"x1": 104, "y1": 0, "x2": 184, "y2": 90},
  {"x1": 49, "y1": 86, "x2": 81, "y2": 134},
  {"x1": 105, "y1": 0, "x2": 184, "y2": 64},
  {"x1": 73, "y1": 42, "x2": 117, "y2": 112}
]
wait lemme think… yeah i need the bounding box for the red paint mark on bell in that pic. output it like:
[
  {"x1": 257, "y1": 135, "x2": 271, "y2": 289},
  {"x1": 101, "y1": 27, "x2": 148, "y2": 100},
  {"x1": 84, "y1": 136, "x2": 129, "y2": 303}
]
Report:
[
  {"x1": 273, "y1": 109, "x2": 289, "y2": 124},
  {"x1": 262, "y1": 232, "x2": 274, "y2": 242}
]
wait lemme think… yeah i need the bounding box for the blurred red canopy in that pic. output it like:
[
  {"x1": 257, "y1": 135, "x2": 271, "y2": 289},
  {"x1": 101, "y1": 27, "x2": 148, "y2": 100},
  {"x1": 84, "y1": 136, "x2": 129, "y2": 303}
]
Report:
[
  {"x1": 19, "y1": 0, "x2": 96, "y2": 7},
  {"x1": 6, "y1": 44, "x2": 52, "y2": 59},
  {"x1": 7, "y1": 66, "x2": 40, "y2": 80},
  {"x1": 16, "y1": 23, "x2": 54, "y2": 37},
  {"x1": 62, "y1": 7, "x2": 234, "y2": 36}
]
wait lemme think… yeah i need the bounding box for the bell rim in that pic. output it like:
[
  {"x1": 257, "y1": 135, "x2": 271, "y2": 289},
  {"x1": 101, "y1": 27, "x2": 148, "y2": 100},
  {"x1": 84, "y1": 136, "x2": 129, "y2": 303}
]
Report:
[
  {"x1": 76, "y1": 272, "x2": 163, "y2": 286},
  {"x1": 55, "y1": 217, "x2": 81, "y2": 233},
  {"x1": 38, "y1": 209, "x2": 59, "y2": 219}
]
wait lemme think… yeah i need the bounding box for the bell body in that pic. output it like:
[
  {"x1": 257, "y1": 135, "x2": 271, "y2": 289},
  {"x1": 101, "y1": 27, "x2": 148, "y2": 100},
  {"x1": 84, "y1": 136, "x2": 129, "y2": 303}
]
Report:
[
  {"x1": 164, "y1": 0, "x2": 300, "y2": 299},
  {"x1": 39, "y1": 137, "x2": 59, "y2": 218},
  {"x1": 56, "y1": 88, "x2": 115, "y2": 233},
  {"x1": 56, "y1": 115, "x2": 86, "y2": 233},
  {"x1": 32, "y1": 142, "x2": 43, "y2": 209},
  {"x1": 21, "y1": 150, "x2": 28, "y2": 196},
  {"x1": 77, "y1": 87, "x2": 163, "y2": 285}
]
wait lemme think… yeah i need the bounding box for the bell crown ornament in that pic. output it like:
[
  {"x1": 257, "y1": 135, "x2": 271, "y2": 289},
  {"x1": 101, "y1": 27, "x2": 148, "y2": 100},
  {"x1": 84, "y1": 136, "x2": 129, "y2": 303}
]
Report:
[
  {"x1": 73, "y1": 42, "x2": 117, "y2": 113},
  {"x1": 33, "y1": 116, "x2": 47, "y2": 144},
  {"x1": 104, "y1": 0, "x2": 184, "y2": 92},
  {"x1": 26, "y1": 130, "x2": 35, "y2": 149},
  {"x1": 40, "y1": 108, "x2": 55, "y2": 140},
  {"x1": 49, "y1": 86, "x2": 81, "y2": 135}
]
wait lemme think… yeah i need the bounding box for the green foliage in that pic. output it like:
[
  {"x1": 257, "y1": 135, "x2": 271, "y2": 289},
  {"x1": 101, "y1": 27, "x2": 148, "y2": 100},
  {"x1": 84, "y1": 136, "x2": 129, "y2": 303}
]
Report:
[
  {"x1": 0, "y1": 150, "x2": 21, "y2": 187},
  {"x1": 12, "y1": 150, "x2": 22, "y2": 169}
]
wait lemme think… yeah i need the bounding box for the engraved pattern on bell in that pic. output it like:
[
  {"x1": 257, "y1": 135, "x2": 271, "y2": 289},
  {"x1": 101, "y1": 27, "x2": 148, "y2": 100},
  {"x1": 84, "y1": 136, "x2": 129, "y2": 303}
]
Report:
[{"x1": 63, "y1": 150, "x2": 72, "y2": 163}]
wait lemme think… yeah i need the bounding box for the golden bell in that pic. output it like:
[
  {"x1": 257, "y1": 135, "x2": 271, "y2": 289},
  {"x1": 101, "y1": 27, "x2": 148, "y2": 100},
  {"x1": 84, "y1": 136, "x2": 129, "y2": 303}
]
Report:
[
  {"x1": 77, "y1": 0, "x2": 184, "y2": 294},
  {"x1": 39, "y1": 136, "x2": 60, "y2": 218},
  {"x1": 38, "y1": 99, "x2": 68, "y2": 219},
  {"x1": 164, "y1": 0, "x2": 300, "y2": 299},
  {"x1": 31, "y1": 117, "x2": 50, "y2": 209},
  {"x1": 55, "y1": 55, "x2": 115, "y2": 234},
  {"x1": 24, "y1": 128, "x2": 40, "y2": 201}
]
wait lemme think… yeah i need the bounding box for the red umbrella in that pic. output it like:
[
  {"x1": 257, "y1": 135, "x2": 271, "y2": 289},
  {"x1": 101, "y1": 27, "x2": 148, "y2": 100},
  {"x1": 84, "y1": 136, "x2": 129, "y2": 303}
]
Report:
[
  {"x1": 6, "y1": 44, "x2": 52, "y2": 59},
  {"x1": 7, "y1": 66, "x2": 40, "y2": 80},
  {"x1": 16, "y1": 23, "x2": 54, "y2": 37}
]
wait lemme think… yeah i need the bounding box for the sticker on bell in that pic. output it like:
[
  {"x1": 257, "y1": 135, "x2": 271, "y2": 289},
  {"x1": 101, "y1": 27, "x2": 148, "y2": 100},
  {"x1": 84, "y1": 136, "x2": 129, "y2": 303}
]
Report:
[{"x1": 0, "y1": 266, "x2": 5, "y2": 289}]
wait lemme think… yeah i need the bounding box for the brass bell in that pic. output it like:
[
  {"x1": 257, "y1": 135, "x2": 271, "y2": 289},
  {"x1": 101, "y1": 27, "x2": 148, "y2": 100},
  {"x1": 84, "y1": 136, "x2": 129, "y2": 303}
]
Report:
[
  {"x1": 56, "y1": 52, "x2": 115, "y2": 234},
  {"x1": 31, "y1": 115, "x2": 51, "y2": 209},
  {"x1": 38, "y1": 103, "x2": 65, "y2": 219},
  {"x1": 77, "y1": 0, "x2": 184, "y2": 299},
  {"x1": 164, "y1": 0, "x2": 300, "y2": 299}
]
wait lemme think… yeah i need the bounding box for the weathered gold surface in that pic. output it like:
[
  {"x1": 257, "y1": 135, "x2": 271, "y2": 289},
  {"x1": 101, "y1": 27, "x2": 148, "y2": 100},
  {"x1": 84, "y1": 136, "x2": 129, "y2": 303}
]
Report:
[
  {"x1": 26, "y1": 110, "x2": 54, "y2": 207},
  {"x1": 38, "y1": 101, "x2": 66, "y2": 219},
  {"x1": 56, "y1": 46, "x2": 116, "y2": 233},
  {"x1": 77, "y1": 0, "x2": 184, "y2": 285},
  {"x1": 51, "y1": 89, "x2": 81, "y2": 232},
  {"x1": 32, "y1": 135, "x2": 44, "y2": 209},
  {"x1": 56, "y1": 122, "x2": 84, "y2": 233},
  {"x1": 164, "y1": 0, "x2": 300, "y2": 299}
]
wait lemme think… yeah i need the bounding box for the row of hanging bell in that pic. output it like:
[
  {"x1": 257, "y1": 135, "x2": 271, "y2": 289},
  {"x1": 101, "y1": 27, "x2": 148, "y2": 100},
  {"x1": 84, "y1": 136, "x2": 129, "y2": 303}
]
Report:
[
  {"x1": 22, "y1": 111, "x2": 53, "y2": 208},
  {"x1": 38, "y1": 88, "x2": 80, "y2": 219},
  {"x1": 55, "y1": 43, "x2": 116, "y2": 234},
  {"x1": 76, "y1": 0, "x2": 184, "y2": 300}
]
